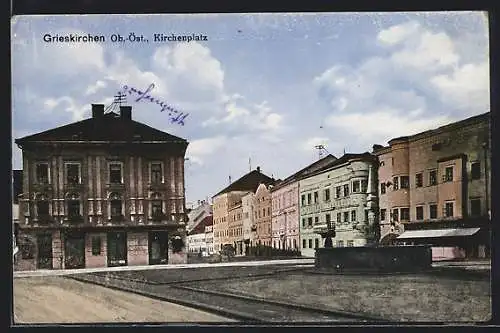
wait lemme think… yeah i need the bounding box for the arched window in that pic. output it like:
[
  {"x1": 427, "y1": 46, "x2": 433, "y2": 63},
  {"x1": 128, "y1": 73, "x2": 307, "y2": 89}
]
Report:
[{"x1": 65, "y1": 192, "x2": 81, "y2": 218}]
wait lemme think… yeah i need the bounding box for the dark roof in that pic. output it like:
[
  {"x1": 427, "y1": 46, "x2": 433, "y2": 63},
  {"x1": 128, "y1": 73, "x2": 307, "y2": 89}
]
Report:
[
  {"x1": 188, "y1": 215, "x2": 213, "y2": 235},
  {"x1": 12, "y1": 170, "x2": 22, "y2": 204},
  {"x1": 306, "y1": 152, "x2": 376, "y2": 178},
  {"x1": 15, "y1": 111, "x2": 187, "y2": 145},
  {"x1": 213, "y1": 169, "x2": 276, "y2": 198},
  {"x1": 272, "y1": 154, "x2": 337, "y2": 190}
]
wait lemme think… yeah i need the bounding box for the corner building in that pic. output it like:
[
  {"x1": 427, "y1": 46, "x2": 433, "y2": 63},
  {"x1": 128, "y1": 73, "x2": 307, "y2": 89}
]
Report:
[
  {"x1": 14, "y1": 104, "x2": 189, "y2": 270},
  {"x1": 299, "y1": 153, "x2": 379, "y2": 257},
  {"x1": 375, "y1": 112, "x2": 491, "y2": 259}
]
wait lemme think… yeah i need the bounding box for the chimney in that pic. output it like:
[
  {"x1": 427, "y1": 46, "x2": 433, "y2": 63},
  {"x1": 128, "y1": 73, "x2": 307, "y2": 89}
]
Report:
[
  {"x1": 92, "y1": 104, "x2": 104, "y2": 118},
  {"x1": 120, "y1": 106, "x2": 132, "y2": 120},
  {"x1": 256, "y1": 166, "x2": 261, "y2": 173}
]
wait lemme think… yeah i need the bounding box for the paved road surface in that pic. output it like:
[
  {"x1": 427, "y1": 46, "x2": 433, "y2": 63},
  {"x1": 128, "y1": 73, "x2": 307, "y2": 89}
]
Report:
[{"x1": 13, "y1": 276, "x2": 234, "y2": 324}]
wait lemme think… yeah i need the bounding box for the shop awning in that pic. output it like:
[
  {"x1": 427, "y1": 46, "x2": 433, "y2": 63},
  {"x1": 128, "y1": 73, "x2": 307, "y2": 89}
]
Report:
[{"x1": 397, "y1": 227, "x2": 481, "y2": 240}]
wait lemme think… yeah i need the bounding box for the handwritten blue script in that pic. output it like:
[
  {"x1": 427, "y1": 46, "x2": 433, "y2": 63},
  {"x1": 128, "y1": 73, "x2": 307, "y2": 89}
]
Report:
[{"x1": 121, "y1": 83, "x2": 188, "y2": 126}]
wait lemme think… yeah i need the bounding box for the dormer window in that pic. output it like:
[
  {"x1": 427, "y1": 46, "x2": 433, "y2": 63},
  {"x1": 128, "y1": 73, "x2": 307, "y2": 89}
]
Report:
[
  {"x1": 36, "y1": 163, "x2": 50, "y2": 184},
  {"x1": 65, "y1": 162, "x2": 81, "y2": 184}
]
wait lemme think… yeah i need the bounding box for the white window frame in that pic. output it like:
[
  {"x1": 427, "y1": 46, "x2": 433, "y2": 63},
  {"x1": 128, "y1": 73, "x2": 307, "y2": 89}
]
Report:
[
  {"x1": 444, "y1": 201, "x2": 455, "y2": 218},
  {"x1": 108, "y1": 161, "x2": 124, "y2": 184},
  {"x1": 415, "y1": 205, "x2": 424, "y2": 220},
  {"x1": 64, "y1": 162, "x2": 82, "y2": 184},
  {"x1": 149, "y1": 161, "x2": 165, "y2": 184},
  {"x1": 35, "y1": 162, "x2": 51, "y2": 184}
]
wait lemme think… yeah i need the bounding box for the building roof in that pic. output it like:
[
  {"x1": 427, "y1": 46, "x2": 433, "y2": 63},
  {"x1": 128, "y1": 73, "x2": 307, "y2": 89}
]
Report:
[
  {"x1": 373, "y1": 112, "x2": 490, "y2": 152},
  {"x1": 188, "y1": 215, "x2": 213, "y2": 235},
  {"x1": 272, "y1": 154, "x2": 338, "y2": 191},
  {"x1": 306, "y1": 152, "x2": 376, "y2": 178},
  {"x1": 15, "y1": 110, "x2": 188, "y2": 146},
  {"x1": 213, "y1": 168, "x2": 276, "y2": 198}
]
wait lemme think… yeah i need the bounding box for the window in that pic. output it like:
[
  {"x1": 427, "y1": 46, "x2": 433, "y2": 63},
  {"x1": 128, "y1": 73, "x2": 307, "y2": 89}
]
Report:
[
  {"x1": 444, "y1": 202, "x2": 454, "y2": 217},
  {"x1": 308, "y1": 217, "x2": 313, "y2": 226},
  {"x1": 352, "y1": 180, "x2": 360, "y2": 193},
  {"x1": 314, "y1": 216, "x2": 319, "y2": 225},
  {"x1": 152, "y1": 200, "x2": 162, "y2": 216},
  {"x1": 315, "y1": 239, "x2": 319, "y2": 248},
  {"x1": 337, "y1": 212, "x2": 341, "y2": 223},
  {"x1": 66, "y1": 163, "x2": 80, "y2": 184},
  {"x1": 470, "y1": 199, "x2": 481, "y2": 216},
  {"x1": 343, "y1": 184, "x2": 349, "y2": 197},
  {"x1": 471, "y1": 162, "x2": 481, "y2": 180},
  {"x1": 416, "y1": 206, "x2": 424, "y2": 220},
  {"x1": 361, "y1": 179, "x2": 368, "y2": 193},
  {"x1": 429, "y1": 170, "x2": 437, "y2": 186},
  {"x1": 393, "y1": 177, "x2": 399, "y2": 190},
  {"x1": 36, "y1": 163, "x2": 49, "y2": 184},
  {"x1": 343, "y1": 212, "x2": 349, "y2": 223},
  {"x1": 262, "y1": 208, "x2": 265, "y2": 217},
  {"x1": 326, "y1": 214, "x2": 331, "y2": 228},
  {"x1": 380, "y1": 183, "x2": 386, "y2": 194},
  {"x1": 151, "y1": 162, "x2": 163, "y2": 184},
  {"x1": 324, "y1": 188, "x2": 330, "y2": 201},
  {"x1": 37, "y1": 200, "x2": 50, "y2": 216},
  {"x1": 109, "y1": 163, "x2": 123, "y2": 184},
  {"x1": 336, "y1": 186, "x2": 341, "y2": 198},
  {"x1": 302, "y1": 218, "x2": 306, "y2": 227},
  {"x1": 380, "y1": 209, "x2": 386, "y2": 221},
  {"x1": 392, "y1": 209, "x2": 399, "y2": 222},
  {"x1": 301, "y1": 194, "x2": 306, "y2": 206},
  {"x1": 307, "y1": 193, "x2": 312, "y2": 205},
  {"x1": 111, "y1": 199, "x2": 122, "y2": 217},
  {"x1": 337, "y1": 240, "x2": 344, "y2": 248},
  {"x1": 351, "y1": 210, "x2": 357, "y2": 222},
  {"x1": 346, "y1": 240, "x2": 354, "y2": 247},
  {"x1": 365, "y1": 210, "x2": 369, "y2": 222},
  {"x1": 400, "y1": 208, "x2": 410, "y2": 221},
  {"x1": 303, "y1": 239, "x2": 306, "y2": 248},
  {"x1": 308, "y1": 239, "x2": 313, "y2": 248},
  {"x1": 68, "y1": 199, "x2": 80, "y2": 217},
  {"x1": 313, "y1": 191, "x2": 318, "y2": 203},
  {"x1": 267, "y1": 207, "x2": 270, "y2": 216},
  {"x1": 429, "y1": 204, "x2": 438, "y2": 219},
  {"x1": 258, "y1": 210, "x2": 261, "y2": 218},
  {"x1": 444, "y1": 166, "x2": 453, "y2": 182},
  {"x1": 400, "y1": 176, "x2": 409, "y2": 189},
  {"x1": 92, "y1": 236, "x2": 101, "y2": 255},
  {"x1": 415, "y1": 173, "x2": 423, "y2": 188}
]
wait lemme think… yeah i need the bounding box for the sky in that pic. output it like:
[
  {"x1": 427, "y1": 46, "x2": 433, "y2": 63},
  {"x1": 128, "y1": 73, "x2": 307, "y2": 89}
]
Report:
[{"x1": 11, "y1": 12, "x2": 490, "y2": 204}]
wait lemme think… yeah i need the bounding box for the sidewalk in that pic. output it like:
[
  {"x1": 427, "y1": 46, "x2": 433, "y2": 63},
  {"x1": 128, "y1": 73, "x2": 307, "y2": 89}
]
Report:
[{"x1": 13, "y1": 258, "x2": 315, "y2": 278}]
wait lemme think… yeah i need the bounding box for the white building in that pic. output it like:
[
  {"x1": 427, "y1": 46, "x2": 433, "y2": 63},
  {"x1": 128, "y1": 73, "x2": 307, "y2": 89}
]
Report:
[
  {"x1": 205, "y1": 224, "x2": 214, "y2": 255},
  {"x1": 187, "y1": 215, "x2": 213, "y2": 256},
  {"x1": 187, "y1": 200, "x2": 212, "y2": 233},
  {"x1": 299, "y1": 153, "x2": 379, "y2": 257},
  {"x1": 242, "y1": 191, "x2": 255, "y2": 251}
]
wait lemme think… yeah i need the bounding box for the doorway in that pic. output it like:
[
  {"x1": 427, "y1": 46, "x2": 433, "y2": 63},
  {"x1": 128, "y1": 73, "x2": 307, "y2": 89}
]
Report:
[
  {"x1": 64, "y1": 232, "x2": 86, "y2": 269},
  {"x1": 37, "y1": 233, "x2": 53, "y2": 269},
  {"x1": 149, "y1": 231, "x2": 168, "y2": 265},
  {"x1": 107, "y1": 232, "x2": 127, "y2": 267}
]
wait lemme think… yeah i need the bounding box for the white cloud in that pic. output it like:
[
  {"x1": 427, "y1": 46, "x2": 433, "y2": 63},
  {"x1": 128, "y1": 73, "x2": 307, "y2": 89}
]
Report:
[
  {"x1": 186, "y1": 136, "x2": 227, "y2": 165},
  {"x1": 85, "y1": 80, "x2": 108, "y2": 96},
  {"x1": 377, "y1": 21, "x2": 420, "y2": 45},
  {"x1": 301, "y1": 137, "x2": 329, "y2": 151},
  {"x1": 41, "y1": 96, "x2": 88, "y2": 121},
  {"x1": 315, "y1": 19, "x2": 489, "y2": 146}
]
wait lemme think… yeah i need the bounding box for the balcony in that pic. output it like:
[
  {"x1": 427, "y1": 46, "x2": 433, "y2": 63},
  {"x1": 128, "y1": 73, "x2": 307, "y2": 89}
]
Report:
[
  {"x1": 35, "y1": 214, "x2": 54, "y2": 225},
  {"x1": 152, "y1": 212, "x2": 167, "y2": 222},
  {"x1": 68, "y1": 214, "x2": 84, "y2": 224},
  {"x1": 110, "y1": 214, "x2": 125, "y2": 223}
]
